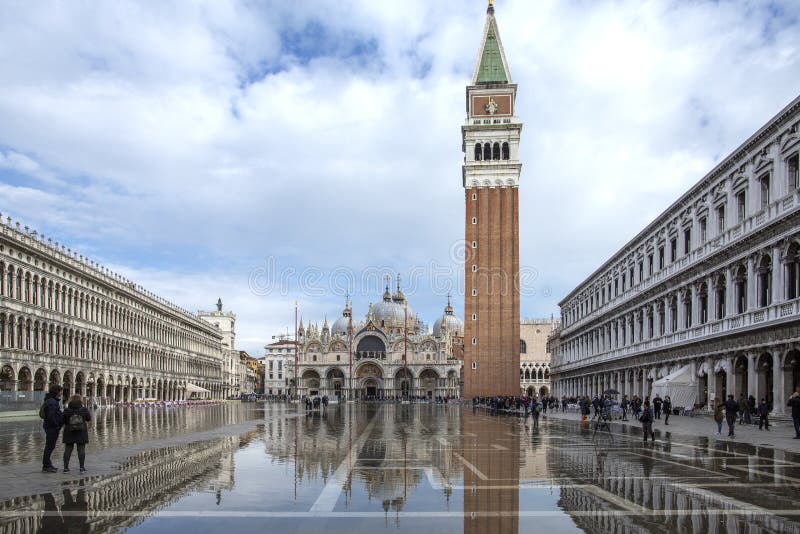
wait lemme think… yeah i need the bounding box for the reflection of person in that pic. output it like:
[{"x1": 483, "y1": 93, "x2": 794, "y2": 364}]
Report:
[
  {"x1": 39, "y1": 492, "x2": 64, "y2": 533},
  {"x1": 62, "y1": 395, "x2": 91, "y2": 473},
  {"x1": 61, "y1": 486, "x2": 90, "y2": 534},
  {"x1": 42, "y1": 385, "x2": 64, "y2": 473}
]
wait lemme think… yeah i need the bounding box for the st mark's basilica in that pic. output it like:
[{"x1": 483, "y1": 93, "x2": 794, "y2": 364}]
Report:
[{"x1": 295, "y1": 276, "x2": 463, "y2": 400}]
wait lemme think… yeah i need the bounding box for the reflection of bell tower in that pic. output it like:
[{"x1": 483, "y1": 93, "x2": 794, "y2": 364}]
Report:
[{"x1": 463, "y1": 0, "x2": 521, "y2": 397}]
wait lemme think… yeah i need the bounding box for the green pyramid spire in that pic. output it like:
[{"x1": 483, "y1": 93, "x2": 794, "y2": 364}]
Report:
[{"x1": 476, "y1": 22, "x2": 508, "y2": 84}]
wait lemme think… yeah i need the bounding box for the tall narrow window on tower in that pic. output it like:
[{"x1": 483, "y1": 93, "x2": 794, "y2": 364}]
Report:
[{"x1": 462, "y1": 1, "x2": 521, "y2": 397}]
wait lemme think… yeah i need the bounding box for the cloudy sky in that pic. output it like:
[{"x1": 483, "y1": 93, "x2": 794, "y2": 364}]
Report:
[{"x1": 1, "y1": 0, "x2": 799, "y2": 356}]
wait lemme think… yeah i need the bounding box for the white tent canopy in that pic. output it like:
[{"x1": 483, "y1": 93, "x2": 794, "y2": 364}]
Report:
[
  {"x1": 186, "y1": 383, "x2": 210, "y2": 395},
  {"x1": 651, "y1": 364, "x2": 696, "y2": 410}
]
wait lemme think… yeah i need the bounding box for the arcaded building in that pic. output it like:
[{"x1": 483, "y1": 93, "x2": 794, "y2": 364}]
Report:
[
  {"x1": 462, "y1": 1, "x2": 522, "y2": 397},
  {"x1": 519, "y1": 318, "x2": 558, "y2": 397},
  {"x1": 0, "y1": 216, "x2": 232, "y2": 404},
  {"x1": 551, "y1": 95, "x2": 800, "y2": 414}
]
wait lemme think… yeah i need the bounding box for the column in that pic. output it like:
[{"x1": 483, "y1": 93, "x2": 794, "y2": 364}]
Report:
[
  {"x1": 707, "y1": 275, "x2": 716, "y2": 321},
  {"x1": 747, "y1": 352, "x2": 758, "y2": 403},
  {"x1": 691, "y1": 284, "x2": 699, "y2": 325},
  {"x1": 632, "y1": 312, "x2": 639, "y2": 343},
  {"x1": 746, "y1": 255, "x2": 756, "y2": 311},
  {"x1": 726, "y1": 265, "x2": 735, "y2": 315},
  {"x1": 772, "y1": 245, "x2": 783, "y2": 305},
  {"x1": 772, "y1": 351, "x2": 785, "y2": 415},
  {"x1": 676, "y1": 293, "x2": 685, "y2": 330},
  {"x1": 727, "y1": 355, "x2": 737, "y2": 400},
  {"x1": 706, "y1": 356, "x2": 716, "y2": 410}
]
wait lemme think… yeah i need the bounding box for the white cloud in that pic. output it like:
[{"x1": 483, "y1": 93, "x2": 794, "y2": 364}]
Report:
[{"x1": 0, "y1": 0, "x2": 798, "y2": 356}]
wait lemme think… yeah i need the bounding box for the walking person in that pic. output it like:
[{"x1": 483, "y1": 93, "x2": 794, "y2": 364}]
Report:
[
  {"x1": 737, "y1": 394, "x2": 747, "y2": 425},
  {"x1": 41, "y1": 384, "x2": 63, "y2": 473},
  {"x1": 757, "y1": 398, "x2": 770, "y2": 431},
  {"x1": 653, "y1": 395, "x2": 662, "y2": 420},
  {"x1": 662, "y1": 396, "x2": 672, "y2": 425},
  {"x1": 61, "y1": 395, "x2": 91, "y2": 473},
  {"x1": 723, "y1": 394, "x2": 739, "y2": 438},
  {"x1": 620, "y1": 396, "x2": 629, "y2": 421},
  {"x1": 788, "y1": 391, "x2": 800, "y2": 439},
  {"x1": 713, "y1": 401, "x2": 724, "y2": 436},
  {"x1": 639, "y1": 400, "x2": 655, "y2": 443},
  {"x1": 531, "y1": 398, "x2": 541, "y2": 429}
]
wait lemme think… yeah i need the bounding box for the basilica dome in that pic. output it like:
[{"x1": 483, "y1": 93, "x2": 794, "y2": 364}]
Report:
[
  {"x1": 371, "y1": 279, "x2": 415, "y2": 328},
  {"x1": 332, "y1": 316, "x2": 350, "y2": 335},
  {"x1": 432, "y1": 297, "x2": 463, "y2": 337}
]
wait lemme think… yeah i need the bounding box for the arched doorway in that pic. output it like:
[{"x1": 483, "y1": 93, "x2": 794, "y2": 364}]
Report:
[
  {"x1": 0, "y1": 365, "x2": 14, "y2": 391},
  {"x1": 395, "y1": 368, "x2": 414, "y2": 399},
  {"x1": 75, "y1": 372, "x2": 85, "y2": 397},
  {"x1": 33, "y1": 368, "x2": 47, "y2": 392},
  {"x1": 17, "y1": 367, "x2": 32, "y2": 392},
  {"x1": 302, "y1": 370, "x2": 321, "y2": 397},
  {"x1": 356, "y1": 362, "x2": 383, "y2": 400},
  {"x1": 326, "y1": 368, "x2": 345, "y2": 401},
  {"x1": 363, "y1": 378, "x2": 379, "y2": 400},
  {"x1": 540, "y1": 385, "x2": 550, "y2": 397},
  {"x1": 419, "y1": 369, "x2": 439, "y2": 399},
  {"x1": 63, "y1": 370, "x2": 73, "y2": 400},
  {"x1": 714, "y1": 364, "x2": 727, "y2": 403},
  {"x1": 526, "y1": 386, "x2": 534, "y2": 397}
]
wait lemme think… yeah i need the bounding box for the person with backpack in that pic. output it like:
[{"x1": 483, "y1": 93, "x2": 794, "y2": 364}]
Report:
[
  {"x1": 61, "y1": 395, "x2": 91, "y2": 473},
  {"x1": 531, "y1": 397, "x2": 542, "y2": 429},
  {"x1": 41, "y1": 384, "x2": 63, "y2": 473},
  {"x1": 639, "y1": 400, "x2": 655, "y2": 443},
  {"x1": 713, "y1": 401, "x2": 724, "y2": 435}
]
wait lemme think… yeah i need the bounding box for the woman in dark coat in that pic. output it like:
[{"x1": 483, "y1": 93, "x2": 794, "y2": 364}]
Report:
[{"x1": 61, "y1": 395, "x2": 91, "y2": 473}]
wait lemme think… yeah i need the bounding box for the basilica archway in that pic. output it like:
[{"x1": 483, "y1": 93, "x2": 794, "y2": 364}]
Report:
[
  {"x1": 356, "y1": 362, "x2": 383, "y2": 399},
  {"x1": 419, "y1": 368, "x2": 439, "y2": 399}
]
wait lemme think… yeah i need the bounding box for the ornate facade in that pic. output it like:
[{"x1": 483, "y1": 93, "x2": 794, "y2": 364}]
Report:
[
  {"x1": 295, "y1": 280, "x2": 462, "y2": 400},
  {"x1": 0, "y1": 216, "x2": 231, "y2": 404},
  {"x1": 463, "y1": 1, "x2": 522, "y2": 397},
  {"x1": 551, "y1": 95, "x2": 800, "y2": 414},
  {"x1": 519, "y1": 318, "x2": 558, "y2": 397}
]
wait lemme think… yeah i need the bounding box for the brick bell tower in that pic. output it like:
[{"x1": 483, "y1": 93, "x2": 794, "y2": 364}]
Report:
[{"x1": 462, "y1": 0, "x2": 521, "y2": 398}]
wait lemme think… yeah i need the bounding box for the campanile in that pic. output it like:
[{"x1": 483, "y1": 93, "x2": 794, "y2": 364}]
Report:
[{"x1": 462, "y1": 0, "x2": 521, "y2": 397}]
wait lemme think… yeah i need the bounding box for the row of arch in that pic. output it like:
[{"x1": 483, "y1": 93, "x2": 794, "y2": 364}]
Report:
[
  {"x1": 474, "y1": 142, "x2": 510, "y2": 161},
  {"x1": 297, "y1": 363, "x2": 460, "y2": 399},
  {"x1": 0, "y1": 260, "x2": 218, "y2": 356},
  {"x1": 0, "y1": 363, "x2": 223, "y2": 400},
  {"x1": 0, "y1": 312, "x2": 220, "y2": 379}
]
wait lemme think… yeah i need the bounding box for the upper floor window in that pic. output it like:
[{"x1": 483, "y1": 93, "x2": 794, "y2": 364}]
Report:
[
  {"x1": 683, "y1": 228, "x2": 691, "y2": 256},
  {"x1": 736, "y1": 191, "x2": 746, "y2": 223},
  {"x1": 638, "y1": 262, "x2": 643, "y2": 281},
  {"x1": 788, "y1": 153, "x2": 799, "y2": 189},
  {"x1": 474, "y1": 143, "x2": 482, "y2": 161},
  {"x1": 716, "y1": 204, "x2": 726, "y2": 234},
  {"x1": 629, "y1": 266, "x2": 634, "y2": 286},
  {"x1": 658, "y1": 247, "x2": 665, "y2": 270},
  {"x1": 699, "y1": 217, "x2": 707, "y2": 243},
  {"x1": 520, "y1": 339, "x2": 527, "y2": 353},
  {"x1": 502, "y1": 142, "x2": 510, "y2": 160},
  {"x1": 648, "y1": 254, "x2": 653, "y2": 275},
  {"x1": 760, "y1": 173, "x2": 770, "y2": 209},
  {"x1": 483, "y1": 143, "x2": 491, "y2": 161},
  {"x1": 492, "y1": 142, "x2": 501, "y2": 160},
  {"x1": 670, "y1": 238, "x2": 677, "y2": 263}
]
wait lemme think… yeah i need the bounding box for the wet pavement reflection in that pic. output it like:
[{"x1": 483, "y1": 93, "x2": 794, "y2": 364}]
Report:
[{"x1": 1, "y1": 403, "x2": 799, "y2": 533}]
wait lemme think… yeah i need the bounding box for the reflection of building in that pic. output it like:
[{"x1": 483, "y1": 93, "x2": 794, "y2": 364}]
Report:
[
  {"x1": 0, "y1": 217, "x2": 231, "y2": 406},
  {"x1": 295, "y1": 280, "x2": 462, "y2": 400},
  {"x1": 0, "y1": 432, "x2": 249, "y2": 533},
  {"x1": 519, "y1": 318, "x2": 558, "y2": 397},
  {"x1": 547, "y1": 438, "x2": 800, "y2": 533},
  {"x1": 462, "y1": 0, "x2": 522, "y2": 398},
  {"x1": 552, "y1": 95, "x2": 800, "y2": 413},
  {"x1": 462, "y1": 409, "x2": 520, "y2": 534},
  {"x1": 261, "y1": 405, "x2": 462, "y2": 512}
]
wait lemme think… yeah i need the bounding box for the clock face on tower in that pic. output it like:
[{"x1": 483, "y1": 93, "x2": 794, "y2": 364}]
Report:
[{"x1": 470, "y1": 94, "x2": 512, "y2": 117}]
